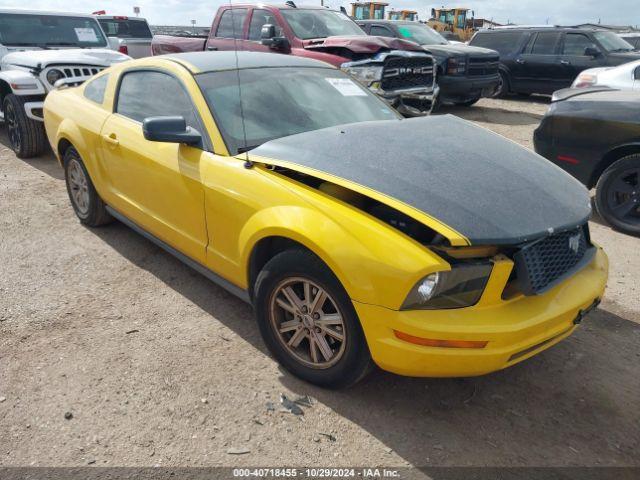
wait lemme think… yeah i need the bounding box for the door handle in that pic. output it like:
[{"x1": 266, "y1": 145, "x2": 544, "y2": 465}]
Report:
[
  {"x1": 560, "y1": 60, "x2": 571, "y2": 66},
  {"x1": 515, "y1": 58, "x2": 525, "y2": 64},
  {"x1": 102, "y1": 133, "x2": 119, "y2": 146},
  {"x1": 207, "y1": 46, "x2": 218, "y2": 51}
]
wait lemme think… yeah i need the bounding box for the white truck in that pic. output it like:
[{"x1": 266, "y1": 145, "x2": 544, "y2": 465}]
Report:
[
  {"x1": 0, "y1": 9, "x2": 130, "y2": 158},
  {"x1": 95, "y1": 15, "x2": 153, "y2": 58}
]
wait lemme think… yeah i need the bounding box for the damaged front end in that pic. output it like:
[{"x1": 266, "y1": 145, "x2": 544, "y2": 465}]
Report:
[{"x1": 340, "y1": 50, "x2": 439, "y2": 116}]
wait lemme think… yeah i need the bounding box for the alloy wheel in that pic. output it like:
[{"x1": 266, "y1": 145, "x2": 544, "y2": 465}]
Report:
[
  {"x1": 5, "y1": 101, "x2": 21, "y2": 152},
  {"x1": 606, "y1": 168, "x2": 640, "y2": 226},
  {"x1": 67, "y1": 158, "x2": 90, "y2": 215},
  {"x1": 269, "y1": 277, "x2": 347, "y2": 369}
]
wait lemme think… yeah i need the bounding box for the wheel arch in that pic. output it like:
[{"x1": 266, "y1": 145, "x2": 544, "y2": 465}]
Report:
[{"x1": 590, "y1": 143, "x2": 640, "y2": 189}]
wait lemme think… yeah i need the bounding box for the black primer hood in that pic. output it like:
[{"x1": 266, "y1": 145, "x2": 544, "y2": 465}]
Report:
[{"x1": 251, "y1": 116, "x2": 591, "y2": 245}]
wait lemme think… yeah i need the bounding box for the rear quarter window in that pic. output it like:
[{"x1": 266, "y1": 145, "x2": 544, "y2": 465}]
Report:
[
  {"x1": 84, "y1": 74, "x2": 109, "y2": 104},
  {"x1": 470, "y1": 32, "x2": 524, "y2": 55}
]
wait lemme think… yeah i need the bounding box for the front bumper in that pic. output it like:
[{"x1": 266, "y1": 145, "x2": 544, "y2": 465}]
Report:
[
  {"x1": 24, "y1": 101, "x2": 45, "y2": 122},
  {"x1": 383, "y1": 85, "x2": 441, "y2": 117},
  {"x1": 438, "y1": 73, "x2": 500, "y2": 102},
  {"x1": 355, "y1": 247, "x2": 608, "y2": 377}
]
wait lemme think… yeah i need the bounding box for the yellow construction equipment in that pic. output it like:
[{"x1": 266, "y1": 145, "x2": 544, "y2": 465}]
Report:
[
  {"x1": 350, "y1": 2, "x2": 388, "y2": 20},
  {"x1": 428, "y1": 7, "x2": 476, "y2": 41},
  {"x1": 387, "y1": 9, "x2": 418, "y2": 21}
]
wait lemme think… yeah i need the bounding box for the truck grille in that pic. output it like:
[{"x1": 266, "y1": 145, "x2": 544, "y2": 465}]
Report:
[
  {"x1": 43, "y1": 66, "x2": 104, "y2": 88},
  {"x1": 467, "y1": 56, "x2": 499, "y2": 77},
  {"x1": 513, "y1": 225, "x2": 593, "y2": 295},
  {"x1": 381, "y1": 56, "x2": 434, "y2": 91}
]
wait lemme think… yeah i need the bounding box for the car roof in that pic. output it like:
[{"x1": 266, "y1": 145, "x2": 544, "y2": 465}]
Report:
[
  {"x1": 0, "y1": 8, "x2": 96, "y2": 18},
  {"x1": 163, "y1": 51, "x2": 335, "y2": 73},
  {"x1": 96, "y1": 15, "x2": 149, "y2": 21},
  {"x1": 477, "y1": 27, "x2": 607, "y2": 33},
  {"x1": 620, "y1": 32, "x2": 640, "y2": 37},
  {"x1": 357, "y1": 20, "x2": 417, "y2": 25},
  {"x1": 225, "y1": 4, "x2": 331, "y2": 10}
]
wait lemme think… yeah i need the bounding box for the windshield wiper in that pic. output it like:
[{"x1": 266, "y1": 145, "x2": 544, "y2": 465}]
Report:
[{"x1": 237, "y1": 145, "x2": 260, "y2": 154}]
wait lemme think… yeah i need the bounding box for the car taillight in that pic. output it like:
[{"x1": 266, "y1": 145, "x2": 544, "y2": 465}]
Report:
[{"x1": 118, "y1": 45, "x2": 129, "y2": 55}]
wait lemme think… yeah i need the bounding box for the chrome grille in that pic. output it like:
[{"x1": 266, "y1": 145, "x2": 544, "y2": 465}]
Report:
[
  {"x1": 467, "y1": 56, "x2": 499, "y2": 76},
  {"x1": 513, "y1": 225, "x2": 592, "y2": 295},
  {"x1": 381, "y1": 56, "x2": 434, "y2": 91}
]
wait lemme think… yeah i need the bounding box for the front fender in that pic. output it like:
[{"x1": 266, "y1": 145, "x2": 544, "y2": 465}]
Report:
[
  {"x1": 239, "y1": 205, "x2": 377, "y2": 303},
  {"x1": 0, "y1": 70, "x2": 46, "y2": 96}
]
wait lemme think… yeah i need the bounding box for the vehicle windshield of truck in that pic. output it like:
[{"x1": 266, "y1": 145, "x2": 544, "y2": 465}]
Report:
[
  {"x1": 281, "y1": 9, "x2": 365, "y2": 40},
  {"x1": 196, "y1": 67, "x2": 400, "y2": 154},
  {"x1": 396, "y1": 24, "x2": 448, "y2": 46},
  {"x1": 592, "y1": 31, "x2": 635, "y2": 52},
  {"x1": 97, "y1": 18, "x2": 152, "y2": 38},
  {"x1": 0, "y1": 13, "x2": 108, "y2": 48}
]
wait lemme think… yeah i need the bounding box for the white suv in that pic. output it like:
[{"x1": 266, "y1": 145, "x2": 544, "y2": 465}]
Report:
[{"x1": 0, "y1": 9, "x2": 130, "y2": 158}]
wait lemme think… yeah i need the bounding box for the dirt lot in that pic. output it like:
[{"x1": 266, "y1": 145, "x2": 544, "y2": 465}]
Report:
[{"x1": 1, "y1": 98, "x2": 639, "y2": 469}]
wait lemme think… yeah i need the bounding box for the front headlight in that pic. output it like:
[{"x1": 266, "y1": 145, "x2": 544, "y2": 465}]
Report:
[
  {"x1": 401, "y1": 263, "x2": 493, "y2": 310},
  {"x1": 573, "y1": 73, "x2": 597, "y2": 88},
  {"x1": 340, "y1": 65, "x2": 383, "y2": 83},
  {"x1": 46, "y1": 69, "x2": 65, "y2": 85},
  {"x1": 446, "y1": 58, "x2": 467, "y2": 75}
]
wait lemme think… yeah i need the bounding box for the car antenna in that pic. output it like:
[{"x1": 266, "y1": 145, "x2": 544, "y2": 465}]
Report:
[{"x1": 229, "y1": 3, "x2": 253, "y2": 168}]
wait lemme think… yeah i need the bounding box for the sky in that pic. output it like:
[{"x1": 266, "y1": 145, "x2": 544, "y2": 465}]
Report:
[{"x1": 4, "y1": 0, "x2": 639, "y2": 28}]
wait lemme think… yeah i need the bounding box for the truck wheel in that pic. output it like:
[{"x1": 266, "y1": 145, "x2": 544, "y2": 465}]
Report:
[
  {"x1": 253, "y1": 248, "x2": 373, "y2": 389},
  {"x1": 454, "y1": 97, "x2": 480, "y2": 107},
  {"x1": 492, "y1": 71, "x2": 510, "y2": 98},
  {"x1": 594, "y1": 154, "x2": 640, "y2": 236},
  {"x1": 3, "y1": 94, "x2": 47, "y2": 159},
  {"x1": 63, "y1": 146, "x2": 113, "y2": 227}
]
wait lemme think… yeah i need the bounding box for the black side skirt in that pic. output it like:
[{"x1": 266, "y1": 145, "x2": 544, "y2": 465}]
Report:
[{"x1": 105, "y1": 206, "x2": 251, "y2": 304}]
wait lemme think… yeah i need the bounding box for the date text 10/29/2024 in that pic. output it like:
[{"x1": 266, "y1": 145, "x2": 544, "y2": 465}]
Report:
[{"x1": 233, "y1": 468, "x2": 401, "y2": 478}]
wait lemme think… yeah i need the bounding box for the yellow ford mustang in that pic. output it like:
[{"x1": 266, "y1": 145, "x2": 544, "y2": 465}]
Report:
[{"x1": 43, "y1": 52, "x2": 608, "y2": 388}]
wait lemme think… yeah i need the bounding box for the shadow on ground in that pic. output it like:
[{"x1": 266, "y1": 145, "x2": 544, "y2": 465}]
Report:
[
  {"x1": 88, "y1": 221, "x2": 640, "y2": 467},
  {"x1": 0, "y1": 130, "x2": 61, "y2": 180}
]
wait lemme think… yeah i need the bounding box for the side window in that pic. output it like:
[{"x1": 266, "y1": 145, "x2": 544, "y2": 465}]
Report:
[
  {"x1": 470, "y1": 32, "x2": 523, "y2": 55},
  {"x1": 116, "y1": 71, "x2": 199, "y2": 130},
  {"x1": 562, "y1": 33, "x2": 597, "y2": 56},
  {"x1": 84, "y1": 74, "x2": 109, "y2": 104},
  {"x1": 216, "y1": 8, "x2": 248, "y2": 39},
  {"x1": 370, "y1": 25, "x2": 394, "y2": 38},
  {"x1": 529, "y1": 32, "x2": 561, "y2": 55},
  {"x1": 248, "y1": 9, "x2": 281, "y2": 41}
]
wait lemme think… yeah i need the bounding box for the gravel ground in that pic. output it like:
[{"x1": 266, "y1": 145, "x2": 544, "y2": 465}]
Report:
[{"x1": 0, "y1": 98, "x2": 639, "y2": 468}]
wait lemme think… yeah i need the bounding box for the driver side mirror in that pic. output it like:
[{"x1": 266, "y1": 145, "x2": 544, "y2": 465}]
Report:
[
  {"x1": 584, "y1": 46, "x2": 601, "y2": 57},
  {"x1": 260, "y1": 24, "x2": 289, "y2": 51},
  {"x1": 143, "y1": 116, "x2": 202, "y2": 147},
  {"x1": 635, "y1": 67, "x2": 640, "y2": 80}
]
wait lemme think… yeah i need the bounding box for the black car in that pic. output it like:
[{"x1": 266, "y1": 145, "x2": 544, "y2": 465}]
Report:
[
  {"x1": 470, "y1": 27, "x2": 640, "y2": 97},
  {"x1": 357, "y1": 20, "x2": 500, "y2": 106},
  {"x1": 534, "y1": 87, "x2": 640, "y2": 235}
]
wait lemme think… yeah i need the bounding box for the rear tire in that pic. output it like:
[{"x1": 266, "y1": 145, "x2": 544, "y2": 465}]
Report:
[
  {"x1": 63, "y1": 146, "x2": 113, "y2": 227},
  {"x1": 253, "y1": 249, "x2": 373, "y2": 389},
  {"x1": 492, "y1": 71, "x2": 510, "y2": 98},
  {"x1": 3, "y1": 94, "x2": 47, "y2": 159},
  {"x1": 594, "y1": 154, "x2": 640, "y2": 236}
]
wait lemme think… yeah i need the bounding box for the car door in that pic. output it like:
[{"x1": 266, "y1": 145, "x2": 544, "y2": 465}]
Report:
[
  {"x1": 558, "y1": 32, "x2": 605, "y2": 87},
  {"x1": 512, "y1": 31, "x2": 563, "y2": 94},
  {"x1": 206, "y1": 8, "x2": 248, "y2": 52},
  {"x1": 99, "y1": 69, "x2": 209, "y2": 263},
  {"x1": 245, "y1": 8, "x2": 285, "y2": 52}
]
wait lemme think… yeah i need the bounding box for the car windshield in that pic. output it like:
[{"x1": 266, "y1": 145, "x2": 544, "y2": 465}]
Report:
[
  {"x1": 0, "y1": 13, "x2": 108, "y2": 47},
  {"x1": 97, "y1": 18, "x2": 152, "y2": 39},
  {"x1": 281, "y1": 9, "x2": 365, "y2": 40},
  {"x1": 396, "y1": 23, "x2": 448, "y2": 45},
  {"x1": 196, "y1": 67, "x2": 400, "y2": 155},
  {"x1": 593, "y1": 31, "x2": 634, "y2": 52}
]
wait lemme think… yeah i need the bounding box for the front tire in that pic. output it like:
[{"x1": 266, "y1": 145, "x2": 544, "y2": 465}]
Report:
[
  {"x1": 594, "y1": 154, "x2": 640, "y2": 236},
  {"x1": 63, "y1": 147, "x2": 113, "y2": 227},
  {"x1": 492, "y1": 71, "x2": 510, "y2": 98},
  {"x1": 254, "y1": 249, "x2": 372, "y2": 389},
  {"x1": 3, "y1": 94, "x2": 47, "y2": 159}
]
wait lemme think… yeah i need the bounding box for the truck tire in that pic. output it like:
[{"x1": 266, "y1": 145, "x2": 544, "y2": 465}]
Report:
[
  {"x1": 492, "y1": 71, "x2": 510, "y2": 98},
  {"x1": 594, "y1": 154, "x2": 640, "y2": 236},
  {"x1": 3, "y1": 94, "x2": 47, "y2": 159},
  {"x1": 254, "y1": 248, "x2": 373, "y2": 389}
]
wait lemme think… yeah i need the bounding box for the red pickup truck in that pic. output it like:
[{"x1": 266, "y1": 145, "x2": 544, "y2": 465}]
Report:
[{"x1": 152, "y1": 4, "x2": 438, "y2": 115}]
